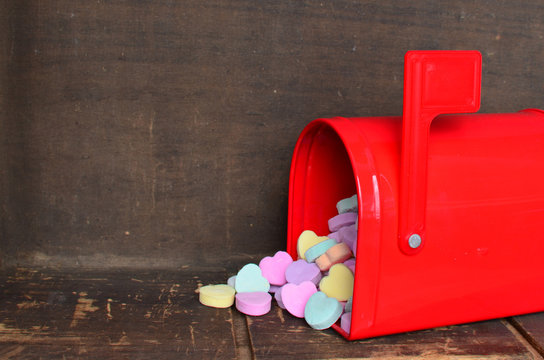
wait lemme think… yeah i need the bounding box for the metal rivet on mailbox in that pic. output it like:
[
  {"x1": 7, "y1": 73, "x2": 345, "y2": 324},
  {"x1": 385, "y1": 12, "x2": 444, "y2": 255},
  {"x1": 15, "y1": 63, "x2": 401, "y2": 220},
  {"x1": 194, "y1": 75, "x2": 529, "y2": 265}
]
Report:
[{"x1": 408, "y1": 234, "x2": 422, "y2": 249}]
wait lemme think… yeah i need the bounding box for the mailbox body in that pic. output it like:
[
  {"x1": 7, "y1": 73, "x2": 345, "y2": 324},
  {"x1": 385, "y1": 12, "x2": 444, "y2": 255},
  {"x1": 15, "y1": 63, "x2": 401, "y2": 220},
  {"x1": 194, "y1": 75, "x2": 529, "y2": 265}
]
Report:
[{"x1": 287, "y1": 109, "x2": 544, "y2": 340}]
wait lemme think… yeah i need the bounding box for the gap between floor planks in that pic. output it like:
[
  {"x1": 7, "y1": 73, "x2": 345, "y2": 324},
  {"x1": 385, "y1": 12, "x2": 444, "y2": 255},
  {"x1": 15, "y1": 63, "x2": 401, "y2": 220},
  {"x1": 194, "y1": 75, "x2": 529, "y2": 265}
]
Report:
[{"x1": 2, "y1": 267, "x2": 544, "y2": 359}]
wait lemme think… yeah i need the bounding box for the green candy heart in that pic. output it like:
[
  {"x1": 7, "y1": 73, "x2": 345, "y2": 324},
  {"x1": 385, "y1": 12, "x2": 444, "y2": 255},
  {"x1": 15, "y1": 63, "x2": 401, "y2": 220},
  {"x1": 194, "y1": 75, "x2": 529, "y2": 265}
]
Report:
[
  {"x1": 304, "y1": 291, "x2": 343, "y2": 330},
  {"x1": 235, "y1": 263, "x2": 270, "y2": 293}
]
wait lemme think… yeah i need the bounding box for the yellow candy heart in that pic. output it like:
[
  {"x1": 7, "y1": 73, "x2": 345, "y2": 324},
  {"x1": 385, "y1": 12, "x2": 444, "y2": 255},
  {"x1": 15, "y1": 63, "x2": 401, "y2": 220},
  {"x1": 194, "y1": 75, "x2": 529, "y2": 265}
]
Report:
[
  {"x1": 199, "y1": 284, "x2": 236, "y2": 308},
  {"x1": 319, "y1": 264, "x2": 354, "y2": 302},
  {"x1": 297, "y1": 230, "x2": 329, "y2": 260}
]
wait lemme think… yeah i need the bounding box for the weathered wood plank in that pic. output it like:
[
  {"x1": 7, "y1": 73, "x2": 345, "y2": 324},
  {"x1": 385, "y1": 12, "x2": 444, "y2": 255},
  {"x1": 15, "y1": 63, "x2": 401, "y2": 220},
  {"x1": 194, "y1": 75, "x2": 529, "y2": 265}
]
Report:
[
  {"x1": 247, "y1": 306, "x2": 540, "y2": 359},
  {"x1": 2, "y1": 268, "x2": 544, "y2": 359},
  {"x1": 512, "y1": 314, "x2": 544, "y2": 358},
  {"x1": 0, "y1": 268, "x2": 242, "y2": 359}
]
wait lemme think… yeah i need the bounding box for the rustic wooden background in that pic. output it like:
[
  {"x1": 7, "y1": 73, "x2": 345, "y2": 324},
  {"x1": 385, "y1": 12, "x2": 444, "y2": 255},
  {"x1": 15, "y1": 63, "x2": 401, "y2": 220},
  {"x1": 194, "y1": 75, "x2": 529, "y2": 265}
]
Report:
[{"x1": 1, "y1": 0, "x2": 543, "y2": 269}]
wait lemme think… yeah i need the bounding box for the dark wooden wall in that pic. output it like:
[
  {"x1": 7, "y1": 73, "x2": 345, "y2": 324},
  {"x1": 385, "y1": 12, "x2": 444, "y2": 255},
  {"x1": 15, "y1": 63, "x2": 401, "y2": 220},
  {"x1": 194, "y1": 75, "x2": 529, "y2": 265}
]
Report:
[{"x1": 1, "y1": 0, "x2": 543, "y2": 269}]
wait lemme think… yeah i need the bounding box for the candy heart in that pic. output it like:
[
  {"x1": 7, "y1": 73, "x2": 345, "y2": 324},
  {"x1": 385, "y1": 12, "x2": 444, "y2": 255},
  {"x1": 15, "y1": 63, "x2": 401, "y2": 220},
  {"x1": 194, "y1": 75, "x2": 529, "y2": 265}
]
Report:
[
  {"x1": 235, "y1": 292, "x2": 272, "y2": 316},
  {"x1": 328, "y1": 212, "x2": 357, "y2": 232},
  {"x1": 285, "y1": 259, "x2": 322, "y2": 285},
  {"x1": 340, "y1": 312, "x2": 352, "y2": 334},
  {"x1": 199, "y1": 284, "x2": 236, "y2": 308},
  {"x1": 338, "y1": 224, "x2": 357, "y2": 252},
  {"x1": 345, "y1": 296, "x2": 353, "y2": 313},
  {"x1": 327, "y1": 231, "x2": 340, "y2": 242},
  {"x1": 319, "y1": 263, "x2": 354, "y2": 301},
  {"x1": 281, "y1": 281, "x2": 317, "y2": 318},
  {"x1": 344, "y1": 258, "x2": 356, "y2": 274},
  {"x1": 235, "y1": 263, "x2": 270, "y2": 293},
  {"x1": 259, "y1": 251, "x2": 293, "y2": 286},
  {"x1": 304, "y1": 238, "x2": 336, "y2": 263},
  {"x1": 296, "y1": 230, "x2": 328, "y2": 260},
  {"x1": 315, "y1": 242, "x2": 353, "y2": 272},
  {"x1": 227, "y1": 275, "x2": 237, "y2": 289},
  {"x1": 336, "y1": 194, "x2": 358, "y2": 214},
  {"x1": 304, "y1": 291, "x2": 343, "y2": 330},
  {"x1": 274, "y1": 286, "x2": 286, "y2": 309}
]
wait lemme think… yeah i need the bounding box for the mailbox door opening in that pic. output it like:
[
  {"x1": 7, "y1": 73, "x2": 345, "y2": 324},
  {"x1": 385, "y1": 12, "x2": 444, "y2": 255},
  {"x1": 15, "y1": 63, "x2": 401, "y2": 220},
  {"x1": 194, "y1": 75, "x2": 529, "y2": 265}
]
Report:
[
  {"x1": 293, "y1": 123, "x2": 357, "y2": 237},
  {"x1": 288, "y1": 117, "x2": 387, "y2": 339},
  {"x1": 289, "y1": 116, "x2": 389, "y2": 339}
]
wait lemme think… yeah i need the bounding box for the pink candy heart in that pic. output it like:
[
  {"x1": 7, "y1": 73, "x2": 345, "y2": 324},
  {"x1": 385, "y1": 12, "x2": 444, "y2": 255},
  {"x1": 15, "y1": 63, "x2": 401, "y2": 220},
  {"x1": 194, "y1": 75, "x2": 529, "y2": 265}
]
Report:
[
  {"x1": 259, "y1": 251, "x2": 293, "y2": 286},
  {"x1": 281, "y1": 281, "x2": 317, "y2": 318},
  {"x1": 235, "y1": 292, "x2": 272, "y2": 316}
]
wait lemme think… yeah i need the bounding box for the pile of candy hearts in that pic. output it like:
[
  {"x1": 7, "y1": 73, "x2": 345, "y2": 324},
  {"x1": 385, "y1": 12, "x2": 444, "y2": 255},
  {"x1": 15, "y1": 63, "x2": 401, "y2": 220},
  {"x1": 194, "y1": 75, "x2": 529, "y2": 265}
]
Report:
[{"x1": 198, "y1": 194, "x2": 357, "y2": 334}]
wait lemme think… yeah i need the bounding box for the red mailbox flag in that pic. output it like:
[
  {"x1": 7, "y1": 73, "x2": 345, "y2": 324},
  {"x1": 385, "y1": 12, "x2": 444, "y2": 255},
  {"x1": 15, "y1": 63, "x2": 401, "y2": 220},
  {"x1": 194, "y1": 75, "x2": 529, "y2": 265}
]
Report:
[{"x1": 399, "y1": 51, "x2": 481, "y2": 255}]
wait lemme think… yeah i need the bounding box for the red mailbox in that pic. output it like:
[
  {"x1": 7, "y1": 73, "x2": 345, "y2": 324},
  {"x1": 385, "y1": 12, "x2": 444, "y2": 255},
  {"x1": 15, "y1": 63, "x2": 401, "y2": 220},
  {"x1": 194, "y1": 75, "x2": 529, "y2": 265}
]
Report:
[{"x1": 287, "y1": 50, "x2": 544, "y2": 340}]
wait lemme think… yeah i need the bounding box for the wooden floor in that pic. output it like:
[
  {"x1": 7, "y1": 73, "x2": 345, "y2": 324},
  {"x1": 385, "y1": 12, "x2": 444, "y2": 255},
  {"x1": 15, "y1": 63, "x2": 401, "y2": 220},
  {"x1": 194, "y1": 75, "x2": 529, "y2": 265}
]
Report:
[{"x1": 1, "y1": 267, "x2": 543, "y2": 359}]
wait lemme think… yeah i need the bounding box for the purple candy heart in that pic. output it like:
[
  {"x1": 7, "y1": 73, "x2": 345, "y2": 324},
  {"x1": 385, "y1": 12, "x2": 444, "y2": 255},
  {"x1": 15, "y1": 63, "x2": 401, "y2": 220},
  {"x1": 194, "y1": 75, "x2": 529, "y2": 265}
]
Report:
[
  {"x1": 343, "y1": 258, "x2": 356, "y2": 274},
  {"x1": 274, "y1": 286, "x2": 286, "y2": 309},
  {"x1": 327, "y1": 231, "x2": 340, "y2": 242},
  {"x1": 285, "y1": 259, "x2": 322, "y2": 285},
  {"x1": 328, "y1": 212, "x2": 357, "y2": 232},
  {"x1": 338, "y1": 224, "x2": 357, "y2": 252},
  {"x1": 341, "y1": 312, "x2": 351, "y2": 334}
]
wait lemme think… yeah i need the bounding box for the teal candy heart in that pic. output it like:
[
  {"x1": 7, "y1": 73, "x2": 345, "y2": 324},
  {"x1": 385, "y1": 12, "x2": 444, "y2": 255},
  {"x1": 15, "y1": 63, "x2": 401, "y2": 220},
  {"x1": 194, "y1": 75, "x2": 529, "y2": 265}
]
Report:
[
  {"x1": 304, "y1": 291, "x2": 343, "y2": 330},
  {"x1": 304, "y1": 238, "x2": 337, "y2": 263},
  {"x1": 235, "y1": 263, "x2": 270, "y2": 293}
]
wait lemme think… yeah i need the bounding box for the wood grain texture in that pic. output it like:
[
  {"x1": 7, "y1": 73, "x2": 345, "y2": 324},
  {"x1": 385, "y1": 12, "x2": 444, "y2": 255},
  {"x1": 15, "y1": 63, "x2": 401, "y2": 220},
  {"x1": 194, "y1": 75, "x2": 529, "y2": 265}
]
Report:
[
  {"x1": 1, "y1": 1, "x2": 544, "y2": 268},
  {"x1": 1, "y1": 268, "x2": 542, "y2": 359},
  {"x1": 247, "y1": 308, "x2": 538, "y2": 359},
  {"x1": 512, "y1": 314, "x2": 544, "y2": 358},
  {"x1": 0, "y1": 268, "x2": 241, "y2": 359}
]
